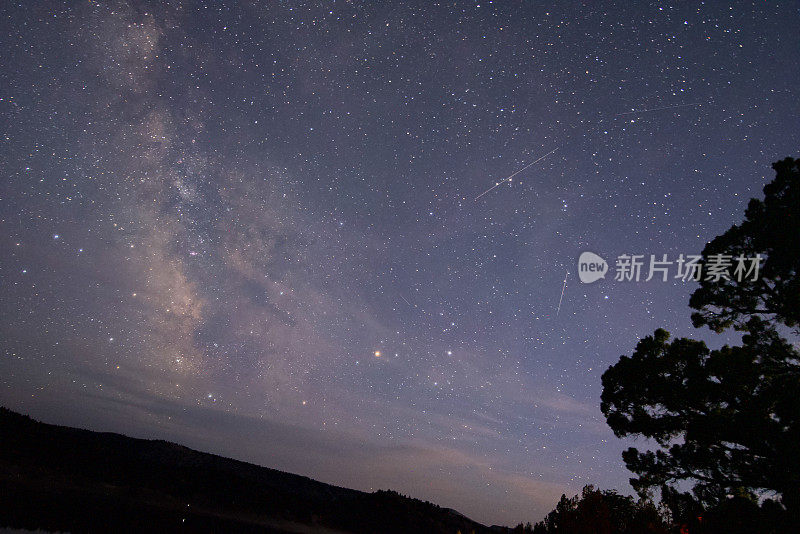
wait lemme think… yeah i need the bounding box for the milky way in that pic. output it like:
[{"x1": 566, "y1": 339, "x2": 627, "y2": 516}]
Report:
[{"x1": 1, "y1": 1, "x2": 798, "y2": 526}]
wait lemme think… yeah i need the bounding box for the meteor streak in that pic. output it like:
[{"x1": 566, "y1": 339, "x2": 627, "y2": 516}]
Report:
[
  {"x1": 556, "y1": 271, "x2": 568, "y2": 316},
  {"x1": 474, "y1": 147, "x2": 558, "y2": 201},
  {"x1": 614, "y1": 102, "x2": 703, "y2": 117}
]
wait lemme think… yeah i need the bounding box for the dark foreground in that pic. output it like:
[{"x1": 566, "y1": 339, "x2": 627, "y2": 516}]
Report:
[{"x1": 0, "y1": 407, "x2": 498, "y2": 533}]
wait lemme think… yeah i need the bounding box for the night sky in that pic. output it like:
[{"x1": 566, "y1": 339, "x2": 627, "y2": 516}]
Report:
[{"x1": 1, "y1": 1, "x2": 798, "y2": 526}]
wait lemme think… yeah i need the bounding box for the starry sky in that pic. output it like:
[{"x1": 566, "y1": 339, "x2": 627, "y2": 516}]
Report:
[{"x1": 1, "y1": 0, "x2": 798, "y2": 527}]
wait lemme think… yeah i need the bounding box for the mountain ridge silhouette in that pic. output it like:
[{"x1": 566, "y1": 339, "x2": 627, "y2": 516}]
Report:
[{"x1": 0, "y1": 406, "x2": 506, "y2": 533}]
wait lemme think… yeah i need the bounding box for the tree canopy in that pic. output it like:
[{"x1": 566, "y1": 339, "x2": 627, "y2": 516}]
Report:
[
  {"x1": 689, "y1": 157, "x2": 800, "y2": 332},
  {"x1": 521, "y1": 485, "x2": 667, "y2": 534},
  {"x1": 601, "y1": 157, "x2": 800, "y2": 528}
]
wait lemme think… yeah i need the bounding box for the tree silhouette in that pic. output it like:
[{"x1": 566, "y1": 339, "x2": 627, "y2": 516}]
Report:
[
  {"x1": 689, "y1": 157, "x2": 800, "y2": 332},
  {"x1": 601, "y1": 158, "x2": 800, "y2": 528},
  {"x1": 529, "y1": 485, "x2": 668, "y2": 534}
]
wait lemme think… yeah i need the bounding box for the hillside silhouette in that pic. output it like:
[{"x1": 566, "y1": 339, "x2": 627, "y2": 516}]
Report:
[{"x1": 0, "y1": 407, "x2": 498, "y2": 533}]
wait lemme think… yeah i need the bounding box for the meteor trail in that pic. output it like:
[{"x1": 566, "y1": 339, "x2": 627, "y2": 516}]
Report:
[
  {"x1": 556, "y1": 271, "x2": 568, "y2": 316},
  {"x1": 614, "y1": 102, "x2": 703, "y2": 117},
  {"x1": 474, "y1": 147, "x2": 558, "y2": 201}
]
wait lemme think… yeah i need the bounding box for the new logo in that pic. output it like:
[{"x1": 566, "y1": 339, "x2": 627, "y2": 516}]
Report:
[{"x1": 578, "y1": 252, "x2": 608, "y2": 283}]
